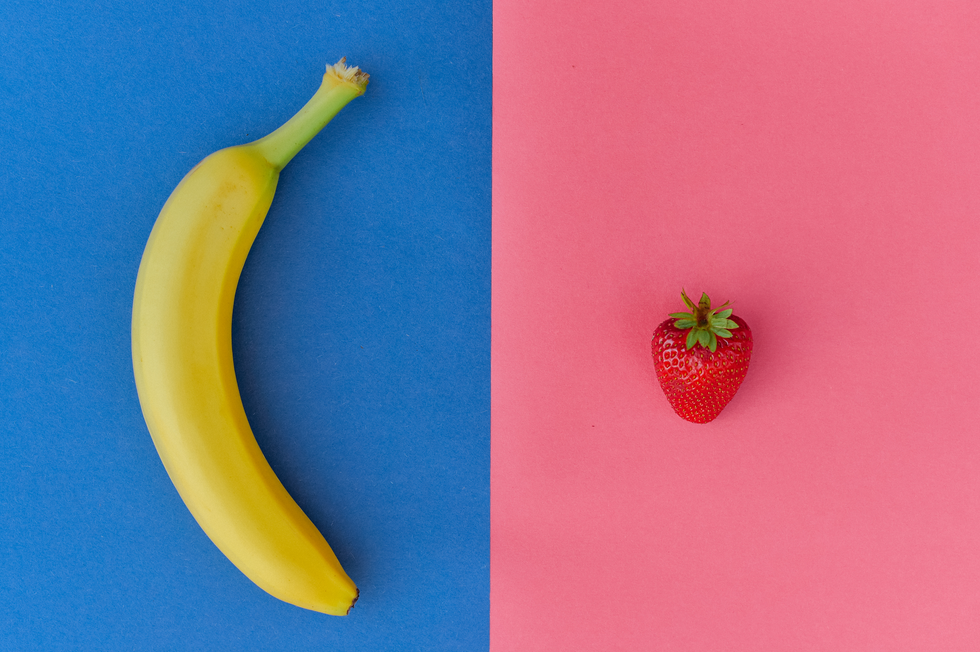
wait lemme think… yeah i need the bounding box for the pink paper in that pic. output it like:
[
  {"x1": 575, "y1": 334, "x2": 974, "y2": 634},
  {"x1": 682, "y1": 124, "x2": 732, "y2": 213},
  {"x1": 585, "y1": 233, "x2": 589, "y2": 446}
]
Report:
[{"x1": 492, "y1": 1, "x2": 980, "y2": 649}]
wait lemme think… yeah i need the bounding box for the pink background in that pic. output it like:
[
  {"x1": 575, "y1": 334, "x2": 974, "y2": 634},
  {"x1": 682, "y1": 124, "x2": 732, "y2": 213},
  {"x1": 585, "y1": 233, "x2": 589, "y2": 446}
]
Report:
[{"x1": 492, "y1": 1, "x2": 980, "y2": 649}]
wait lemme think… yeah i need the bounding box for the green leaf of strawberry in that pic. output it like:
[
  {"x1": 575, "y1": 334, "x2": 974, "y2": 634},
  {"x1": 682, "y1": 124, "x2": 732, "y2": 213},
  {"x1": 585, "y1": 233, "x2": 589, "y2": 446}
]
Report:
[
  {"x1": 666, "y1": 289, "x2": 739, "y2": 354},
  {"x1": 651, "y1": 290, "x2": 753, "y2": 423}
]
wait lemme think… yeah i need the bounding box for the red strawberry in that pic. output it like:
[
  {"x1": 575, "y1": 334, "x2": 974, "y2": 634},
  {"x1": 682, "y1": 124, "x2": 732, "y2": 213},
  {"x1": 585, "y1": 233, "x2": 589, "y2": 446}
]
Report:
[{"x1": 651, "y1": 290, "x2": 753, "y2": 423}]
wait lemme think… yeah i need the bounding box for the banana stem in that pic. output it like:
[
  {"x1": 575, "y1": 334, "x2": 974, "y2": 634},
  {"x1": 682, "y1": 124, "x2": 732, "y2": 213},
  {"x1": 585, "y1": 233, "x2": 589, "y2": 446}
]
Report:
[{"x1": 251, "y1": 59, "x2": 369, "y2": 170}]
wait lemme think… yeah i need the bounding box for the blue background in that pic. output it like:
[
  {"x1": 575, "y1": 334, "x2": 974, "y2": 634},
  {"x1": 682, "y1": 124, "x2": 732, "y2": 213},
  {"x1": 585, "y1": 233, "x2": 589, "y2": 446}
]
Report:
[{"x1": 0, "y1": 1, "x2": 490, "y2": 649}]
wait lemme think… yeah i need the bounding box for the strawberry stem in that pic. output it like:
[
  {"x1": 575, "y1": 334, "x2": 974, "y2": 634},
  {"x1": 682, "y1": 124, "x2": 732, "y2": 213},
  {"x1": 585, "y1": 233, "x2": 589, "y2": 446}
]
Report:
[{"x1": 668, "y1": 290, "x2": 739, "y2": 352}]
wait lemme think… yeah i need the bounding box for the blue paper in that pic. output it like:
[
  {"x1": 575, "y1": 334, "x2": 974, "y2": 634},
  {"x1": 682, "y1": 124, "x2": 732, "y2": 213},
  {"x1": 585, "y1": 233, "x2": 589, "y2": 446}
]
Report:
[{"x1": 0, "y1": 1, "x2": 490, "y2": 649}]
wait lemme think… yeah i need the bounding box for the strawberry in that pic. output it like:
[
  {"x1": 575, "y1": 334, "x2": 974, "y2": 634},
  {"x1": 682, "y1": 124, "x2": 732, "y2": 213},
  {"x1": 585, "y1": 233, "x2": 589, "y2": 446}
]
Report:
[{"x1": 651, "y1": 290, "x2": 753, "y2": 423}]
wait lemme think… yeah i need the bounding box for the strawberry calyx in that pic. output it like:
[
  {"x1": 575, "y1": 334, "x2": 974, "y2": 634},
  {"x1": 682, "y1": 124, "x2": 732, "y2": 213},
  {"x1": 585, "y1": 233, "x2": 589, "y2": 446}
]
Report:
[{"x1": 668, "y1": 289, "x2": 740, "y2": 353}]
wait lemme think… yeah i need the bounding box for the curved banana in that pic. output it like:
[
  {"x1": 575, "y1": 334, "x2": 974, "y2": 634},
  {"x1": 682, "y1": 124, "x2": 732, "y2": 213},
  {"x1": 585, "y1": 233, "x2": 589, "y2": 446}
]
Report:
[{"x1": 132, "y1": 60, "x2": 368, "y2": 615}]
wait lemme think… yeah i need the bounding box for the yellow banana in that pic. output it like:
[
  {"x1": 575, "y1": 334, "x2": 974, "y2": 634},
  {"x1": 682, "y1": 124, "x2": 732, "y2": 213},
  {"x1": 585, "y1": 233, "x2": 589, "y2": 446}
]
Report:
[{"x1": 131, "y1": 59, "x2": 368, "y2": 616}]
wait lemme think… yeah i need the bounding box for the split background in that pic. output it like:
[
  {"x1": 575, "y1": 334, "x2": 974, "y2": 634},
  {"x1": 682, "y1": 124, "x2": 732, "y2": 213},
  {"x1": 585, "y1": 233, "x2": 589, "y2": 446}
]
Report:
[{"x1": 2, "y1": 1, "x2": 979, "y2": 650}]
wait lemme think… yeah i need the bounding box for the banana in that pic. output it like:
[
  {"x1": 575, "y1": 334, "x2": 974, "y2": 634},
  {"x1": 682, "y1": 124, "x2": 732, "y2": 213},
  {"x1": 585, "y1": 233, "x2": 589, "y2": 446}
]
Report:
[{"x1": 131, "y1": 59, "x2": 368, "y2": 616}]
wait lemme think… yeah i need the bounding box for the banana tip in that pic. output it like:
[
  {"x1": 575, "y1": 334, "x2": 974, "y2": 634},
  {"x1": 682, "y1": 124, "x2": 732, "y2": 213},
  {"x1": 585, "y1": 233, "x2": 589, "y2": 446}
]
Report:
[
  {"x1": 345, "y1": 588, "x2": 360, "y2": 615},
  {"x1": 327, "y1": 57, "x2": 369, "y2": 89}
]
